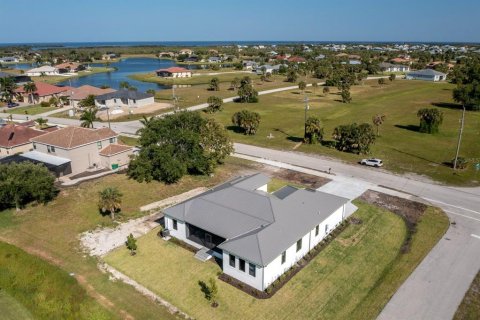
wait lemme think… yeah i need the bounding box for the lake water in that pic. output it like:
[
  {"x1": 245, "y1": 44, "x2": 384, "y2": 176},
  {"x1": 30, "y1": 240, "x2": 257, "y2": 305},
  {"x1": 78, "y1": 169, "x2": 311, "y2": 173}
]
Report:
[{"x1": 55, "y1": 57, "x2": 198, "y2": 92}]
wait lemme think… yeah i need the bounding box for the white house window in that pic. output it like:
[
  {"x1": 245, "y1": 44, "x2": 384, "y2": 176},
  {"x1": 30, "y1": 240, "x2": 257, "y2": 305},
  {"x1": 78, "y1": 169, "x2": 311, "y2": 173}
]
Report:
[
  {"x1": 47, "y1": 145, "x2": 55, "y2": 153},
  {"x1": 239, "y1": 259, "x2": 245, "y2": 272},
  {"x1": 109, "y1": 137, "x2": 115, "y2": 143},
  {"x1": 33, "y1": 142, "x2": 36, "y2": 150},
  {"x1": 315, "y1": 225, "x2": 319, "y2": 236},
  {"x1": 229, "y1": 254, "x2": 235, "y2": 268},
  {"x1": 296, "y1": 238, "x2": 302, "y2": 252},
  {"x1": 172, "y1": 219, "x2": 178, "y2": 230},
  {"x1": 249, "y1": 263, "x2": 256, "y2": 277},
  {"x1": 325, "y1": 224, "x2": 329, "y2": 234},
  {"x1": 281, "y1": 251, "x2": 286, "y2": 264},
  {"x1": 97, "y1": 141, "x2": 102, "y2": 149}
]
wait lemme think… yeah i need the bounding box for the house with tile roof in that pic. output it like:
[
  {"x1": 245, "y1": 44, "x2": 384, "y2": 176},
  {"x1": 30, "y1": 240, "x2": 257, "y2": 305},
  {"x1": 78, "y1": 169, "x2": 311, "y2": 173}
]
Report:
[
  {"x1": 65, "y1": 85, "x2": 116, "y2": 108},
  {"x1": 155, "y1": 67, "x2": 192, "y2": 78},
  {"x1": 25, "y1": 65, "x2": 59, "y2": 76},
  {"x1": 0, "y1": 123, "x2": 47, "y2": 157},
  {"x1": 55, "y1": 62, "x2": 86, "y2": 73},
  {"x1": 15, "y1": 81, "x2": 71, "y2": 104},
  {"x1": 30, "y1": 126, "x2": 133, "y2": 175},
  {"x1": 163, "y1": 173, "x2": 349, "y2": 291}
]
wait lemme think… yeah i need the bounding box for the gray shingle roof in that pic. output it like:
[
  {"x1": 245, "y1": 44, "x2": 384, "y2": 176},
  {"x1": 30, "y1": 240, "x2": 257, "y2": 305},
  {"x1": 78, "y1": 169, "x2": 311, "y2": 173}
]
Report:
[
  {"x1": 95, "y1": 89, "x2": 153, "y2": 101},
  {"x1": 164, "y1": 173, "x2": 349, "y2": 266}
]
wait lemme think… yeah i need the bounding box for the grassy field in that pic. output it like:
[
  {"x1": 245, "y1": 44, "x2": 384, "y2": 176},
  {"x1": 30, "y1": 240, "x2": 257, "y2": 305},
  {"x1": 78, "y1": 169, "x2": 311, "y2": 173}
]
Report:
[
  {"x1": 0, "y1": 241, "x2": 112, "y2": 319},
  {"x1": 454, "y1": 271, "x2": 480, "y2": 320},
  {"x1": 2, "y1": 104, "x2": 57, "y2": 115},
  {"x1": 30, "y1": 67, "x2": 113, "y2": 84},
  {"x1": 119, "y1": 135, "x2": 139, "y2": 146},
  {"x1": 0, "y1": 290, "x2": 33, "y2": 320},
  {"x1": 104, "y1": 201, "x2": 448, "y2": 320},
  {"x1": 0, "y1": 157, "x2": 257, "y2": 320},
  {"x1": 206, "y1": 79, "x2": 480, "y2": 185}
]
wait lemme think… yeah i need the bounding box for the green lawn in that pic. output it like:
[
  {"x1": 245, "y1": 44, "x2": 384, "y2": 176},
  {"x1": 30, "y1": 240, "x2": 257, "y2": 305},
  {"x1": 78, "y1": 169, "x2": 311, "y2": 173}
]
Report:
[
  {"x1": 118, "y1": 135, "x2": 139, "y2": 146},
  {"x1": 454, "y1": 270, "x2": 480, "y2": 320},
  {"x1": 207, "y1": 79, "x2": 480, "y2": 185},
  {"x1": 0, "y1": 290, "x2": 33, "y2": 320},
  {"x1": 0, "y1": 241, "x2": 111, "y2": 319},
  {"x1": 104, "y1": 201, "x2": 448, "y2": 320},
  {"x1": 267, "y1": 177, "x2": 304, "y2": 193},
  {"x1": 3, "y1": 104, "x2": 57, "y2": 115},
  {"x1": 0, "y1": 157, "x2": 257, "y2": 320},
  {"x1": 130, "y1": 70, "x2": 262, "y2": 86}
]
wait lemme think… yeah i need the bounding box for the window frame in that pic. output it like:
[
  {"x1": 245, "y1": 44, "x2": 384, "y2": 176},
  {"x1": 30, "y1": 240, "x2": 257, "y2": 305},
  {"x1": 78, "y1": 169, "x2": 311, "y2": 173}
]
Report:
[
  {"x1": 172, "y1": 219, "x2": 178, "y2": 230},
  {"x1": 249, "y1": 263, "x2": 256, "y2": 277},
  {"x1": 239, "y1": 259, "x2": 245, "y2": 272},
  {"x1": 229, "y1": 254, "x2": 235, "y2": 268},
  {"x1": 315, "y1": 225, "x2": 319, "y2": 236},
  {"x1": 296, "y1": 238, "x2": 302, "y2": 252},
  {"x1": 281, "y1": 251, "x2": 286, "y2": 264}
]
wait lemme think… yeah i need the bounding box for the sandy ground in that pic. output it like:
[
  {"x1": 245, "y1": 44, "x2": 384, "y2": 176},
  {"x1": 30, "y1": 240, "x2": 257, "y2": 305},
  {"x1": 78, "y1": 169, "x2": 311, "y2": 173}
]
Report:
[
  {"x1": 79, "y1": 187, "x2": 206, "y2": 257},
  {"x1": 97, "y1": 102, "x2": 172, "y2": 120}
]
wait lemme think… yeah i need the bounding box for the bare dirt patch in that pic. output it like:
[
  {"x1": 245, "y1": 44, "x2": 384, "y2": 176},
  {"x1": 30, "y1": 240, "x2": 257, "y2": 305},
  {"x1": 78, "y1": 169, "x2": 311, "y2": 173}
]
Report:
[{"x1": 271, "y1": 168, "x2": 330, "y2": 189}]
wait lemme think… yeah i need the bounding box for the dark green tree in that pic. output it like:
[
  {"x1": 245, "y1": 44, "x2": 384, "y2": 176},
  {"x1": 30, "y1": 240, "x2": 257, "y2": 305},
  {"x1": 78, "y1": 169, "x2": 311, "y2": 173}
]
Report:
[
  {"x1": 78, "y1": 94, "x2": 96, "y2": 109},
  {"x1": 125, "y1": 233, "x2": 137, "y2": 255},
  {"x1": 417, "y1": 108, "x2": 444, "y2": 134},
  {"x1": 80, "y1": 108, "x2": 97, "y2": 128},
  {"x1": 332, "y1": 123, "x2": 376, "y2": 154},
  {"x1": 237, "y1": 81, "x2": 258, "y2": 103},
  {"x1": 286, "y1": 70, "x2": 298, "y2": 83},
  {"x1": 206, "y1": 96, "x2": 223, "y2": 113},
  {"x1": 304, "y1": 116, "x2": 324, "y2": 144},
  {"x1": 341, "y1": 88, "x2": 352, "y2": 103},
  {"x1": 209, "y1": 77, "x2": 220, "y2": 91},
  {"x1": 98, "y1": 187, "x2": 123, "y2": 220},
  {"x1": 232, "y1": 110, "x2": 261, "y2": 135}
]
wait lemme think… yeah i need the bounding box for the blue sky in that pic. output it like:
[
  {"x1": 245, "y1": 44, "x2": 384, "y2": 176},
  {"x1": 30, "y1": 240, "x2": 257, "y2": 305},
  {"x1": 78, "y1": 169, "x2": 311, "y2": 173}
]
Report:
[{"x1": 1, "y1": 0, "x2": 479, "y2": 43}]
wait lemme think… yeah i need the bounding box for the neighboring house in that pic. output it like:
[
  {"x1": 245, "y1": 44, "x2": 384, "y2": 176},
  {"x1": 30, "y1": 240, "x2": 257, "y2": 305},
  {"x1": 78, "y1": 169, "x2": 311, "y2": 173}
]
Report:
[
  {"x1": 66, "y1": 85, "x2": 117, "y2": 108},
  {"x1": 0, "y1": 71, "x2": 31, "y2": 85},
  {"x1": 159, "y1": 51, "x2": 175, "y2": 58},
  {"x1": 379, "y1": 62, "x2": 410, "y2": 72},
  {"x1": 95, "y1": 90, "x2": 155, "y2": 109},
  {"x1": 208, "y1": 57, "x2": 222, "y2": 63},
  {"x1": 348, "y1": 60, "x2": 362, "y2": 65},
  {"x1": 315, "y1": 54, "x2": 326, "y2": 60},
  {"x1": 390, "y1": 57, "x2": 411, "y2": 64},
  {"x1": 164, "y1": 173, "x2": 349, "y2": 292},
  {"x1": 55, "y1": 62, "x2": 86, "y2": 73},
  {"x1": 15, "y1": 82, "x2": 71, "y2": 103},
  {"x1": 102, "y1": 53, "x2": 117, "y2": 60},
  {"x1": 155, "y1": 67, "x2": 192, "y2": 78},
  {"x1": 406, "y1": 69, "x2": 447, "y2": 82},
  {"x1": 0, "y1": 56, "x2": 19, "y2": 63},
  {"x1": 30, "y1": 126, "x2": 133, "y2": 175},
  {"x1": 0, "y1": 123, "x2": 47, "y2": 157},
  {"x1": 242, "y1": 60, "x2": 257, "y2": 70},
  {"x1": 25, "y1": 65, "x2": 59, "y2": 76},
  {"x1": 287, "y1": 56, "x2": 306, "y2": 63},
  {"x1": 179, "y1": 49, "x2": 194, "y2": 56},
  {"x1": 183, "y1": 55, "x2": 199, "y2": 62}
]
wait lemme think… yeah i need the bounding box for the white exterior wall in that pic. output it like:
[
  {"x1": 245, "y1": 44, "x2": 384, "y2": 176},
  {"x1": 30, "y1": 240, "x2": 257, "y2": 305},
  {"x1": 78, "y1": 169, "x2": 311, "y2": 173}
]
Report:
[
  {"x1": 262, "y1": 205, "x2": 345, "y2": 290},
  {"x1": 222, "y1": 251, "x2": 264, "y2": 291},
  {"x1": 95, "y1": 96, "x2": 154, "y2": 109},
  {"x1": 0, "y1": 143, "x2": 33, "y2": 157},
  {"x1": 256, "y1": 184, "x2": 268, "y2": 192},
  {"x1": 164, "y1": 215, "x2": 203, "y2": 249}
]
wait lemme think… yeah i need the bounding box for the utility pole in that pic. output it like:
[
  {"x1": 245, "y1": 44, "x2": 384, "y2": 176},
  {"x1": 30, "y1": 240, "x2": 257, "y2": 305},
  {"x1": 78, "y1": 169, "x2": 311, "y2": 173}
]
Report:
[
  {"x1": 304, "y1": 95, "x2": 309, "y2": 139},
  {"x1": 453, "y1": 104, "x2": 466, "y2": 170}
]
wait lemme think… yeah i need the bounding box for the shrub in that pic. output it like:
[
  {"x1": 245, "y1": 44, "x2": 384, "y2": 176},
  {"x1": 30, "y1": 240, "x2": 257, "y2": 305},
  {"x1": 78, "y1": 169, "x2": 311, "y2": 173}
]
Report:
[
  {"x1": 206, "y1": 96, "x2": 223, "y2": 113},
  {"x1": 40, "y1": 101, "x2": 50, "y2": 108},
  {"x1": 232, "y1": 110, "x2": 260, "y2": 135},
  {"x1": 452, "y1": 157, "x2": 469, "y2": 169}
]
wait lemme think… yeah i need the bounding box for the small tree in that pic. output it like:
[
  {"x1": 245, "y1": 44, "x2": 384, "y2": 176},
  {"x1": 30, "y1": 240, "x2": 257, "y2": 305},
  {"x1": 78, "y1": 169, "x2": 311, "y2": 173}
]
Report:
[
  {"x1": 119, "y1": 81, "x2": 130, "y2": 89},
  {"x1": 304, "y1": 116, "x2": 324, "y2": 144},
  {"x1": 78, "y1": 94, "x2": 96, "y2": 109},
  {"x1": 341, "y1": 88, "x2": 352, "y2": 103},
  {"x1": 125, "y1": 233, "x2": 137, "y2": 256},
  {"x1": 146, "y1": 89, "x2": 156, "y2": 96},
  {"x1": 389, "y1": 74, "x2": 396, "y2": 82},
  {"x1": 80, "y1": 108, "x2": 97, "y2": 128},
  {"x1": 417, "y1": 108, "x2": 444, "y2": 134},
  {"x1": 206, "y1": 96, "x2": 223, "y2": 113},
  {"x1": 312, "y1": 82, "x2": 318, "y2": 94},
  {"x1": 260, "y1": 74, "x2": 266, "y2": 83},
  {"x1": 209, "y1": 77, "x2": 220, "y2": 91},
  {"x1": 35, "y1": 117, "x2": 48, "y2": 129},
  {"x1": 98, "y1": 187, "x2": 123, "y2": 220},
  {"x1": 378, "y1": 78, "x2": 386, "y2": 86},
  {"x1": 323, "y1": 86, "x2": 330, "y2": 96},
  {"x1": 298, "y1": 81, "x2": 307, "y2": 92},
  {"x1": 230, "y1": 78, "x2": 240, "y2": 91},
  {"x1": 286, "y1": 70, "x2": 298, "y2": 83},
  {"x1": 372, "y1": 114, "x2": 386, "y2": 136},
  {"x1": 237, "y1": 82, "x2": 258, "y2": 103},
  {"x1": 232, "y1": 110, "x2": 260, "y2": 135},
  {"x1": 208, "y1": 278, "x2": 219, "y2": 307}
]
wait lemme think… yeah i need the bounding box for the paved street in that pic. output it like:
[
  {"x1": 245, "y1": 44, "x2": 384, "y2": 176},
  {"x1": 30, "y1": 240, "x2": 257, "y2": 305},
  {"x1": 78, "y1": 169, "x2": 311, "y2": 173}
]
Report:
[{"x1": 233, "y1": 143, "x2": 480, "y2": 320}]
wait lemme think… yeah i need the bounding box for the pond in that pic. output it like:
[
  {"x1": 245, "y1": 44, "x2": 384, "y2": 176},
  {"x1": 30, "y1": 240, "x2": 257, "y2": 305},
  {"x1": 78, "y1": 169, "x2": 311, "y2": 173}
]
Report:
[{"x1": 55, "y1": 57, "x2": 199, "y2": 92}]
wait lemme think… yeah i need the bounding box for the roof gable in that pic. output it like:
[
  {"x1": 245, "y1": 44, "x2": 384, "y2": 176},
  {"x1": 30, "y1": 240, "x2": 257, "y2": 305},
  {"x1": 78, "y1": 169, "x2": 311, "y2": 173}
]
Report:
[{"x1": 30, "y1": 126, "x2": 117, "y2": 149}]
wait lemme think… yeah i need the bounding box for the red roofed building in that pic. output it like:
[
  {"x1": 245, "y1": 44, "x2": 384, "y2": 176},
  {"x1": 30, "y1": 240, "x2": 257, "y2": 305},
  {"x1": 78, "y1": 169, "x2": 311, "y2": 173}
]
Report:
[
  {"x1": 287, "y1": 56, "x2": 306, "y2": 63},
  {"x1": 0, "y1": 123, "x2": 47, "y2": 156},
  {"x1": 55, "y1": 62, "x2": 86, "y2": 73},
  {"x1": 156, "y1": 67, "x2": 192, "y2": 78},
  {"x1": 15, "y1": 82, "x2": 72, "y2": 104}
]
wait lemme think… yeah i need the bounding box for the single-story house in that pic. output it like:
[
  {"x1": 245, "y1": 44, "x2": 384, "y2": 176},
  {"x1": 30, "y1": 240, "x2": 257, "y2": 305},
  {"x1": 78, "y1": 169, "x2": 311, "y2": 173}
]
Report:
[
  {"x1": 179, "y1": 49, "x2": 194, "y2": 56},
  {"x1": 164, "y1": 173, "x2": 349, "y2": 291},
  {"x1": 379, "y1": 62, "x2": 410, "y2": 72},
  {"x1": 30, "y1": 126, "x2": 133, "y2": 175},
  {"x1": 155, "y1": 67, "x2": 192, "y2": 78},
  {"x1": 25, "y1": 65, "x2": 59, "y2": 76},
  {"x1": 255, "y1": 64, "x2": 275, "y2": 75},
  {"x1": 95, "y1": 90, "x2": 155, "y2": 109},
  {"x1": 243, "y1": 60, "x2": 258, "y2": 70},
  {"x1": 406, "y1": 69, "x2": 447, "y2": 82},
  {"x1": 0, "y1": 123, "x2": 47, "y2": 157},
  {"x1": 0, "y1": 71, "x2": 31, "y2": 85},
  {"x1": 287, "y1": 56, "x2": 306, "y2": 63},
  {"x1": 0, "y1": 56, "x2": 19, "y2": 63},
  {"x1": 66, "y1": 85, "x2": 117, "y2": 108},
  {"x1": 15, "y1": 82, "x2": 72, "y2": 104},
  {"x1": 315, "y1": 54, "x2": 326, "y2": 60},
  {"x1": 55, "y1": 62, "x2": 86, "y2": 73},
  {"x1": 159, "y1": 52, "x2": 175, "y2": 58},
  {"x1": 208, "y1": 57, "x2": 222, "y2": 63},
  {"x1": 183, "y1": 55, "x2": 199, "y2": 62},
  {"x1": 102, "y1": 53, "x2": 117, "y2": 60}
]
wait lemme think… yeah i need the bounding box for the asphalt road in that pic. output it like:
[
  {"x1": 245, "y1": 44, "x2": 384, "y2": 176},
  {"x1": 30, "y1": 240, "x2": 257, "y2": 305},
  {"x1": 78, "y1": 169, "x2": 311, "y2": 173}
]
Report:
[{"x1": 233, "y1": 143, "x2": 480, "y2": 320}]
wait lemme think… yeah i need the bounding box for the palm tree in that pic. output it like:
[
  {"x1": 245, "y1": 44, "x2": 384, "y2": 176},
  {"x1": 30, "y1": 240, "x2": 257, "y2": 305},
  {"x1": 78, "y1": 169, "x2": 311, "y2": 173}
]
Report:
[
  {"x1": 23, "y1": 82, "x2": 37, "y2": 104},
  {"x1": 0, "y1": 77, "x2": 17, "y2": 103},
  {"x1": 98, "y1": 187, "x2": 123, "y2": 220},
  {"x1": 35, "y1": 118, "x2": 48, "y2": 129},
  {"x1": 119, "y1": 81, "x2": 130, "y2": 89},
  {"x1": 452, "y1": 85, "x2": 471, "y2": 170},
  {"x1": 80, "y1": 108, "x2": 97, "y2": 128}
]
